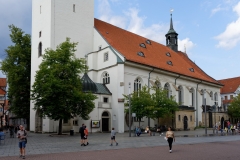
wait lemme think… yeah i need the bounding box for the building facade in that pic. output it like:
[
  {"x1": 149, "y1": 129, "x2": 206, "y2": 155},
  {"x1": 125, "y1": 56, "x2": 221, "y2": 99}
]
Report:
[{"x1": 30, "y1": 0, "x2": 223, "y2": 133}]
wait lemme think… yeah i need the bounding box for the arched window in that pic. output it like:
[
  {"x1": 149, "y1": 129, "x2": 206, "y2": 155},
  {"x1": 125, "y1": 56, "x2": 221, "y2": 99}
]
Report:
[
  {"x1": 190, "y1": 88, "x2": 194, "y2": 107},
  {"x1": 38, "y1": 42, "x2": 42, "y2": 57},
  {"x1": 134, "y1": 78, "x2": 141, "y2": 91},
  {"x1": 164, "y1": 83, "x2": 171, "y2": 98},
  {"x1": 214, "y1": 92, "x2": 218, "y2": 105},
  {"x1": 201, "y1": 89, "x2": 205, "y2": 105},
  {"x1": 155, "y1": 81, "x2": 161, "y2": 89},
  {"x1": 178, "y1": 86, "x2": 183, "y2": 105},
  {"x1": 210, "y1": 91, "x2": 213, "y2": 100},
  {"x1": 102, "y1": 111, "x2": 109, "y2": 117},
  {"x1": 102, "y1": 72, "x2": 110, "y2": 84}
]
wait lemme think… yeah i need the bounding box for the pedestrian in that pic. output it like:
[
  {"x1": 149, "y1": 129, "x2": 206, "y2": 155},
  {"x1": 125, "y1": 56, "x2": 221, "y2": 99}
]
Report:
[
  {"x1": 17, "y1": 125, "x2": 27, "y2": 159},
  {"x1": 145, "y1": 126, "x2": 151, "y2": 136},
  {"x1": 84, "y1": 125, "x2": 89, "y2": 145},
  {"x1": 166, "y1": 127, "x2": 175, "y2": 153},
  {"x1": 79, "y1": 124, "x2": 86, "y2": 146},
  {"x1": 110, "y1": 127, "x2": 118, "y2": 146}
]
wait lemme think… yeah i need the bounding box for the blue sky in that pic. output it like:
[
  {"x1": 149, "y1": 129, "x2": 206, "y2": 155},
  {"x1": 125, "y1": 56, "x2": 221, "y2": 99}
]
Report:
[{"x1": 0, "y1": 0, "x2": 240, "y2": 80}]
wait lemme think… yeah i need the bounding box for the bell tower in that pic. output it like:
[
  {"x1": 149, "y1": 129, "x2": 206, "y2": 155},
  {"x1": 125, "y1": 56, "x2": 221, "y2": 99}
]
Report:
[{"x1": 165, "y1": 13, "x2": 178, "y2": 52}]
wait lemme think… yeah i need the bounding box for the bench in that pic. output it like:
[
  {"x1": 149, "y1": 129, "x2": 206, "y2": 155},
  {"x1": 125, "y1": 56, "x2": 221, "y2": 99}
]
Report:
[{"x1": 0, "y1": 135, "x2": 5, "y2": 145}]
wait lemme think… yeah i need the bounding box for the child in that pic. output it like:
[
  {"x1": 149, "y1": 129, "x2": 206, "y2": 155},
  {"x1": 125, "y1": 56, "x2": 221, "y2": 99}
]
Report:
[{"x1": 110, "y1": 128, "x2": 118, "y2": 146}]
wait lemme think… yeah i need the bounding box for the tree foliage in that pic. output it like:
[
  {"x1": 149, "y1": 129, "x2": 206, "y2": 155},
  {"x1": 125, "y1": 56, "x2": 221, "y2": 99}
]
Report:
[
  {"x1": 228, "y1": 94, "x2": 240, "y2": 118},
  {"x1": 124, "y1": 85, "x2": 179, "y2": 126},
  {"x1": 31, "y1": 38, "x2": 97, "y2": 134},
  {"x1": 0, "y1": 25, "x2": 31, "y2": 125}
]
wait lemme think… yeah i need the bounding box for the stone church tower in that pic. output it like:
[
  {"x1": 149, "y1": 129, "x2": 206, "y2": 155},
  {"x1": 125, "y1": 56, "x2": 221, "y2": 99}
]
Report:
[
  {"x1": 165, "y1": 14, "x2": 178, "y2": 52},
  {"x1": 30, "y1": 0, "x2": 94, "y2": 132}
]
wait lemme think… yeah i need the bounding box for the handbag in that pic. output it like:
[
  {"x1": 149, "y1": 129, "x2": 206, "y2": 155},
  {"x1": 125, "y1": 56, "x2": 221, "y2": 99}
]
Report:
[{"x1": 164, "y1": 137, "x2": 168, "y2": 141}]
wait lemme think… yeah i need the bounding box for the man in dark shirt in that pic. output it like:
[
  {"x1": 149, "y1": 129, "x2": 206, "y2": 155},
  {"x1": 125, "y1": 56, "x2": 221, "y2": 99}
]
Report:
[{"x1": 79, "y1": 124, "x2": 86, "y2": 146}]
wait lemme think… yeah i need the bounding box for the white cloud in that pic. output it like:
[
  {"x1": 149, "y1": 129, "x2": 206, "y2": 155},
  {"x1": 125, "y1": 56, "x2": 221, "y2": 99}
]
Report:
[
  {"x1": 178, "y1": 38, "x2": 195, "y2": 53},
  {"x1": 97, "y1": 0, "x2": 195, "y2": 52},
  {"x1": 211, "y1": 4, "x2": 227, "y2": 16},
  {"x1": 215, "y1": 2, "x2": 240, "y2": 49}
]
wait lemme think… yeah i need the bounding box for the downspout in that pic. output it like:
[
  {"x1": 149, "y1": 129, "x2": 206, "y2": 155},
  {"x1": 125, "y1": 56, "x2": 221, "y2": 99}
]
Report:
[
  {"x1": 174, "y1": 75, "x2": 180, "y2": 129},
  {"x1": 148, "y1": 68, "x2": 154, "y2": 127},
  {"x1": 196, "y1": 80, "x2": 202, "y2": 127},
  {"x1": 175, "y1": 75, "x2": 180, "y2": 85}
]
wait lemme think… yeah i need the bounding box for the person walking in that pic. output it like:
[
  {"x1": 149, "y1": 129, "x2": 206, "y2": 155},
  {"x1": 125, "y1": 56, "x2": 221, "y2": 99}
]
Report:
[
  {"x1": 17, "y1": 125, "x2": 27, "y2": 159},
  {"x1": 166, "y1": 127, "x2": 175, "y2": 153},
  {"x1": 110, "y1": 127, "x2": 118, "y2": 146},
  {"x1": 84, "y1": 125, "x2": 89, "y2": 145},
  {"x1": 79, "y1": 124, "x2": 86, "y2": 146}
]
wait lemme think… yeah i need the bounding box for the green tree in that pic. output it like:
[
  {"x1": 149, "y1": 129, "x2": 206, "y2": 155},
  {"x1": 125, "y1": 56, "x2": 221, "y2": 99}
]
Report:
[
  {"x1": 0, "y1": 25, "x2": 31, "y2": 128},
  {"x1": 150, "y1": 87, "x2": 178, "y2": 125},
  {"x1": 228, "y1": 94, "x2": 240, "y2": 118},
  {"x1": 124, "y1": 86, "x2": 154, "y2": 126},
  {"x1": 31, "y1": 38, "x2": 97, "y2": 134}
]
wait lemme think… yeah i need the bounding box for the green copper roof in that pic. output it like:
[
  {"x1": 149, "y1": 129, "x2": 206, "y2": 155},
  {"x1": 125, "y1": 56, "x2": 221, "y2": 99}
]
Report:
[{"x1": 167, "y1": 14, "x2": 177, "y2": 34}]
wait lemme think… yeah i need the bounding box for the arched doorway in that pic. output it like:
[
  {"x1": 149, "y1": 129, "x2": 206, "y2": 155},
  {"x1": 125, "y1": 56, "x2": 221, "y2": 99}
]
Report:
[
  {"x1": 35, "y1": 110, "x2": 42, "y2": 132},
  {"x1": 102, "y1": 111, "x2": 110, "y2": 132},
  {"x1": 183, "y1": 116, "x2": 188, "y2": 130},
  {"x1": 221, "y1": 117, "x2": 224, "y2": 129}
]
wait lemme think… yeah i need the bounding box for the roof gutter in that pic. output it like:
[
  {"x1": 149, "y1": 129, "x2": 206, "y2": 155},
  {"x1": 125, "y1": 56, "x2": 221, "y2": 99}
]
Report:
[{"x1": 196, "y1": 80, "x2": 202, "y2": 127}]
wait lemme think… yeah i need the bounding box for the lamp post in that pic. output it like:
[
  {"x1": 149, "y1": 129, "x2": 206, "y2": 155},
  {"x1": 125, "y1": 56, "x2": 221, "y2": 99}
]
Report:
[
  {"x1": 128, "y1": 82, "x2": 131, "y2": 137},
  {"x1": 204, "y1": 89, "x2": 207, "y2": 135}
]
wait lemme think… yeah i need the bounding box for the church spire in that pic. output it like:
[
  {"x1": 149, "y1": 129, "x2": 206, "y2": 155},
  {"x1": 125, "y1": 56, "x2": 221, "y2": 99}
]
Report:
[{"x1": 165, "y1": 11, "x2": 178, "y2": 52}]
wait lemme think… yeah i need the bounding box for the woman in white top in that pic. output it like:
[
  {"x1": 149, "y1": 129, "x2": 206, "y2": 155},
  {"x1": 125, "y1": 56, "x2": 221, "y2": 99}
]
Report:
[{"x1": 165, "y1": 127, "x2": 175, "y2": 153}]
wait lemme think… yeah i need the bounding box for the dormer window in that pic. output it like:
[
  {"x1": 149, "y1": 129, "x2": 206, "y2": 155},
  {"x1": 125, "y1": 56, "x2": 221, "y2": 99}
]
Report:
[
  {"x1": 137, "y1": 52, "x2": 145, "y2": 57},
  {"x1": 166, "y1": 52, "x2": 171, "y2": 57},
  {"x1": 167, "y1": 61, "x2": 173, "y2": 66},
  {"x1": 139, "y1": 43, "x2": 146, "y2": 48},
  {"x1": 146, "y1": 40, "x2": 151, "y2": 45},
  {"x1": 189, "y1": 68, "x2": 194, "y2": 72}
]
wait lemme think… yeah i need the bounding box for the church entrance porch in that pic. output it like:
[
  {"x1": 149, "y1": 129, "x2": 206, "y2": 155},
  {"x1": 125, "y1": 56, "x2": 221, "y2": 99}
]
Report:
[{"x1": 101, "y1": 111, "x2": 110, "y2": 132}]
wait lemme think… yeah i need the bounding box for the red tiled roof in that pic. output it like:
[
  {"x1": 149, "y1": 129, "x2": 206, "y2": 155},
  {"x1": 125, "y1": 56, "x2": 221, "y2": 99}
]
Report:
[
  {"x1": 94, "y1": 19, "x2": 221, "y2": 85},
  {"x1": 218, "y1": 77, "x2": 240, "y2": 94},
  {"x1": 0, "y1": 88, "x2": 6, "y2": 95},
  {"x1": 0, "y1": 78, "x2": 6, "y2": 87}
]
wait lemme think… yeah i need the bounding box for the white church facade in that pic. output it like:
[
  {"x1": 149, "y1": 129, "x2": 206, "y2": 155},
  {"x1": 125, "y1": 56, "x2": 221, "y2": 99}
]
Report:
[{"x1": 30, "y1": 0, "x2": 223, "y2": 133}]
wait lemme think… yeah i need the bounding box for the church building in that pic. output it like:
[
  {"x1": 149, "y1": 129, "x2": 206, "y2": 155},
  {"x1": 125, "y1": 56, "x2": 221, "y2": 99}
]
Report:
[{"x1": 30, "y1": 0, "x2": 223, "y2": 133}]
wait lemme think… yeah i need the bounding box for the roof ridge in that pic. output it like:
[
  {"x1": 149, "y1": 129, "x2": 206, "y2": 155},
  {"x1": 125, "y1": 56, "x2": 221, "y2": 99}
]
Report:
[{"x1": 218, "y1": 76, "x2": 240, "y2": 81}]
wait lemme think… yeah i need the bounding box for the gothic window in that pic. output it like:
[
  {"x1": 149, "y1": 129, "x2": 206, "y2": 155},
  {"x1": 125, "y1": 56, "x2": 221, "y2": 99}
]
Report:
[
  {"x1": 102, "y1": 72, "x2": 110, "y2": 84},
  {"x1": 155, "y1": 81, "x2": 161, "y2": 89},
  {"x1": 164, "y1": 83, "x2": 171, "y2": 98},
  {"x1": 38, "y1": 42, "x2": 42, "y2": 57},
  {"x1": 214, "y1": 92, "x2": 218, "y2": 105},
  {"x1": 134, "y1": 78, "x2": 142, "y2": 91},
  {"x1": 104, "y1": 52, "x2": 108, "y2": 61},
  {"x1": 190, "y1": 88, "x2": 194, "y2": 107},
  {"x1": 201, "y1": 89, "x2": 204, "y2": 105},
  {"x1": 210, "y1": 91, "x2": 213, "y2": 100},
  {"x1": 178, "y1": 86, "x2": 183, "y2": 105}
]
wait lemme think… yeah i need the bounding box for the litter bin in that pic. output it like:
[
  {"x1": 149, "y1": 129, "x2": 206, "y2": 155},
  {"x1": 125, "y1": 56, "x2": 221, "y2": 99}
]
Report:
[{"x1": 70, "y1": 129, "x2": 74, "y2": 136}]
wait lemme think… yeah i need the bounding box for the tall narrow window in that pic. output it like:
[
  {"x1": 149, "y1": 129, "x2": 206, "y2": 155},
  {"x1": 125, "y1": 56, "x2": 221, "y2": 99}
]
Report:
[
  {"x1": 38, "y1": 42, "x2": 42, "y2": 57},
  {"x1": 104, "y1": 53, "x2": 108, "y2": 61},
  {"x1": 214, "y1": 92, "x2": 218, "y2": 105},
  {"x1": 155, "y1": 81, "x2": 161, "y2": 89},
  {"x1": 103, "y1": 72, "x2": 110, "y2": 84},
  {"x1": 39, "y1": 31, "x2": 41, "y2": 38},
  {"x1": 164, "y1": 83, "x2": 171, "y2": 98},
  {"x1": 178, "y1": 86, "x2": 183, "y2": 105},
  {"x1": 40, "y1": 6, "x2": 41, "y2": 14},
  {"x1": 73, "y1": 4, "x2": 75, "y2": 12},
  {"x1": 134, "y1": 78, "x2": 141, "y2": 91}
]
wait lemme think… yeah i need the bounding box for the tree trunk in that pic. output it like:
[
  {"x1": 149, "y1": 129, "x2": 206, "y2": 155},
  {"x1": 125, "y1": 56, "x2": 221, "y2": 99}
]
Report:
[{"x1": 58, "y1": 119, "x2": 62, "y2": 135}]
